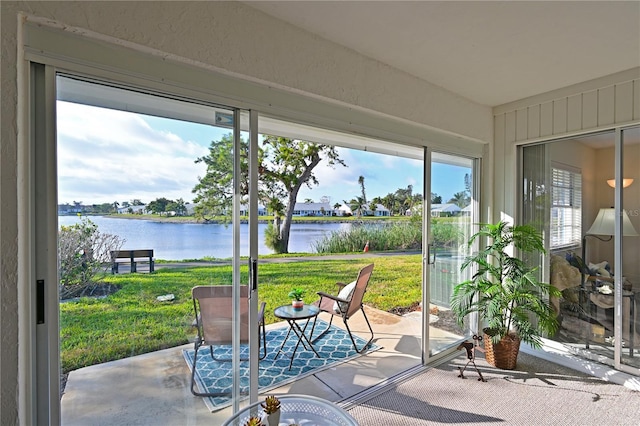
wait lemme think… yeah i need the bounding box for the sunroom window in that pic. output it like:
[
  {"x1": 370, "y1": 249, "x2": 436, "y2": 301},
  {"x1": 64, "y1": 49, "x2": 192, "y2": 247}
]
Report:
[{"x1": 550, "y1": 164, "x2": 582, "y2": 249}]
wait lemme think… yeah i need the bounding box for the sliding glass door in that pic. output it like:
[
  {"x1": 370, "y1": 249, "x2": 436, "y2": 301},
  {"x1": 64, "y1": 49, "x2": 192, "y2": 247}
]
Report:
[
  {"x1": 618, "y1": 126, "x2": 639, "y2": 372},
  {"x1": 521, "y1": 128, "x2": 639, "y2": 375},
  {"x1": 34, "y1": 65, "x2": 485, "y2": 425},
  {"x1": 53, "y1": 74, "x2": 260, "y2": 422},
  {"x1": 426, "y1": 151, "x2": 477, "y2": 358}
]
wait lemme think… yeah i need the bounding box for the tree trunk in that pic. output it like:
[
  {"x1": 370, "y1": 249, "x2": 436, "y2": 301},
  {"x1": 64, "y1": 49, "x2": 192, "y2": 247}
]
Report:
[{"x1": 279, "y1": 191, "x2": 299, "y2": 253}]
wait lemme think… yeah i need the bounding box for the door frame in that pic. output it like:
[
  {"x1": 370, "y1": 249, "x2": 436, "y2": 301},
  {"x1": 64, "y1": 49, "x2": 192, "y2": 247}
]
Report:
[{"x1": 422, "y1": 147, "x2": 482, "y2": 363}]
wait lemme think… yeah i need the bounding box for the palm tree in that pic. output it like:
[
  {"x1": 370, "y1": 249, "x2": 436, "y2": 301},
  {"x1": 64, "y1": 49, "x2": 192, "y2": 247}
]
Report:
[
  {"x1": 448, "y1": 191, "x2": 469, "y2": 208},
  {"x1": 345, "y1": 197, "x2": 366, "y2": 218},
  {"x1": 358, "y1": 175, "x2": 367, "y2": 204}
]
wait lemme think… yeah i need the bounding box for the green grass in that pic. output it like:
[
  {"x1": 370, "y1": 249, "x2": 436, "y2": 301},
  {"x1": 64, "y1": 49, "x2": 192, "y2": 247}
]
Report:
[{"x1": 59, "y1": 255, "x2": 422, "y2": 373}]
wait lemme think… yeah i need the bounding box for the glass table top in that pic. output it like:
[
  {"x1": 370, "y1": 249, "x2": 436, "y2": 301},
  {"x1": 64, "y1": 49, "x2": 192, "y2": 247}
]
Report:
[{"x1": 274, "y1": 304, "x2": 320, "y2": 320}]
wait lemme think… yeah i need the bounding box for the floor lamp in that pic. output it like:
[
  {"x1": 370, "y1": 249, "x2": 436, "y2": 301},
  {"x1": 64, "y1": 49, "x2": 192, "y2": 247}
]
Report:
[
  {"x1": 581, "y1": 208, "x2": 639, "y2": 279},
  {"x1": 581, "y1": 208, "x2": 639, "y2": 351}
]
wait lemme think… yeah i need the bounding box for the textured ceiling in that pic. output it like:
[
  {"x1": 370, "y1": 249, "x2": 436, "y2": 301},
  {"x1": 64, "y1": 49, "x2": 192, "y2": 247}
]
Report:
[{"x1": 245, "y1": 1, "x2": 640, "y2": 107}]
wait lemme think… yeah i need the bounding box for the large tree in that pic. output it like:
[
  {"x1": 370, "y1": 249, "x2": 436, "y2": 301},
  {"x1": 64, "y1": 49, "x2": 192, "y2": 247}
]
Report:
[
  {"x1": 146, "y1": 197, "x2": 172, "y2": 215},
  {"x1": 193, "y1": 133, "x2": 345, "y2": 253}
]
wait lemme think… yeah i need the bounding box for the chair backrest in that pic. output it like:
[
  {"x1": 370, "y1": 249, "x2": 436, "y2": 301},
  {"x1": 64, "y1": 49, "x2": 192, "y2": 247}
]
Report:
[
  {"x1": 345, "y1": 263, "x2": 374, "y2": 318},
  {"x1": 192, "y1": 285, "x2": 249, "y2": 345}
]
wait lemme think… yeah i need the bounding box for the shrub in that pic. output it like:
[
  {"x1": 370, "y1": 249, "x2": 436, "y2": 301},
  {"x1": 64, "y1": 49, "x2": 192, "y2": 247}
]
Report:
[
  {"x1": 312, "y1": 221, "x2": 422, "y2": 253},
  {"x1": 58, "y1": 218, "x2": 125, "y2": 298}
]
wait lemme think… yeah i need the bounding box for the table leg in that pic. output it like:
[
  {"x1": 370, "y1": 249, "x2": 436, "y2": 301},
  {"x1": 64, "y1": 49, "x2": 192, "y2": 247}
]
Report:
[
  {"x1": 628, "y1": 294, "x2": 634, "y2": 357},
  {"x1": 279, "y1": 318, "x2": 322, "y2": 370},
  {"x1": 274, "y1": 323, "x2": 295, "y2": 361}
]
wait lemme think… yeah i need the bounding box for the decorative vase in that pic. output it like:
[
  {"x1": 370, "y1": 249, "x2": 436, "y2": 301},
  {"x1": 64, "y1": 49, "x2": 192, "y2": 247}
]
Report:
[
  {"x1": 291, "y1": 300, "x2": 304, "y2": 311},
  {"x1": 262, "y1": 409, "x2": 281, "y2": 426}
]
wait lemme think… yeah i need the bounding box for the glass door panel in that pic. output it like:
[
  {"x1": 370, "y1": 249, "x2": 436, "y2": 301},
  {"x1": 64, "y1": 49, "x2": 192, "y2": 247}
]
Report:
[
  {"x1": 428, "y1": 152, "x2": 475, "y2": 356},
  {"x1": 56, "y1": 75, "x2": 252, "y2": 423},
  {"x1": 522, "y1": 129, "x2": 639, "y2": 373},
  {"x1": 619, "y1": 126, "x2": 640, "y2": 371}
]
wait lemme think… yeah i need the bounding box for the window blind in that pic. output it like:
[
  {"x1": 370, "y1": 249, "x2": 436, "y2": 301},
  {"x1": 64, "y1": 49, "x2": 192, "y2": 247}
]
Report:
[{"x1": 550, "y1": 166, "x2": 582, "y2": 249}]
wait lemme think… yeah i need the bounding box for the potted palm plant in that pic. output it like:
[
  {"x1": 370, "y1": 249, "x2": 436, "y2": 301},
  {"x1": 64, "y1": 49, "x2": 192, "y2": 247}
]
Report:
[{"x1": 450, "y1": 221, "x2": 560, "y2": 370}]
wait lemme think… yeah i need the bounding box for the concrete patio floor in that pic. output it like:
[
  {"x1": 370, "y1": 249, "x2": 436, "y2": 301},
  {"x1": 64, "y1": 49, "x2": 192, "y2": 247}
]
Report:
[{"x1": 61, "y1": 306, "x2": 459, "y2": 425}]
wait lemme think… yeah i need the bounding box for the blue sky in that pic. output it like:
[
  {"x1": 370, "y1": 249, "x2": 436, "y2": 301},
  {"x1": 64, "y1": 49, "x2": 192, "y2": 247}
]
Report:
[{"x1": 57, "y1": 102, "x2": 470, "y2": 206}]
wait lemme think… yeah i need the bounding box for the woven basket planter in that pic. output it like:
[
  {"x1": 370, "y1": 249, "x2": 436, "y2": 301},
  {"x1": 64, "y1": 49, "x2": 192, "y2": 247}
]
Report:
[{"x1": 483, "y1": 331, "x2": 521, "y2": 370}]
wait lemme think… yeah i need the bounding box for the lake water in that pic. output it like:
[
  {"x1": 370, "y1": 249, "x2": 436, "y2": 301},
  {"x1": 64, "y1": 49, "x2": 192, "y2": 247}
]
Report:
[{"x1": 58, "y1": 216, "x2": 352, "y2": 260}]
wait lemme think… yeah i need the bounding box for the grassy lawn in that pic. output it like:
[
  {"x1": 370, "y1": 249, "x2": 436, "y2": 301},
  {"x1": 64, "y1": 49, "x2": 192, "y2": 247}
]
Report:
[{"x1": 60, "y1": 255, "x2": 422, "y2": 373}]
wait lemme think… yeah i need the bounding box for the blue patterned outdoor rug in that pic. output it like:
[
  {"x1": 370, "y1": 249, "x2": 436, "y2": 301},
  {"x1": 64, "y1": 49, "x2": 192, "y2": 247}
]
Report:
[{"x1": 183, "y1": 319, "x2": 380, "y2": 411}]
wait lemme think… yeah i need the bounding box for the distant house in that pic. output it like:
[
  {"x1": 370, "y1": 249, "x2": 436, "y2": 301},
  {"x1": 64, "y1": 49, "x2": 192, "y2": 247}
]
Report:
[
  {"x1": 364, "y1": 203, "x2": 390, "y2": 217},
  {"x1": 406, "y1": 203, "x2": 462, "y2": 217},
  {"x1": 292, "y1": 202, "x2": 332, "y2": 217},
  {"x1": 335, "y1": 204, "x2": 352, "y2": 216},
  {"x1": 460, "y1": 204, "x2": 472, "y2": 216},
  {"x1": 239, "y1": 204, "x2": 268, "y2": 216},
  {"x1": 117, "y1": 205, "x2": 146, "y2": 214},
  {"x1": 337, "y1": 203, "x2": 390, "y2": 217},
  {"x1": 57, "y1": 203, "x2": 86, "y2": 215},
  {"x1": 430, "y1": 203, "x2": 461, "y2": 217}
]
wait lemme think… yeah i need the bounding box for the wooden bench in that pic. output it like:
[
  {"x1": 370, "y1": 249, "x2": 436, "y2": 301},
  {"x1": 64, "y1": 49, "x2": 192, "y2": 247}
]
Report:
[{"x1": 110, "y1": 249, "x2": 155, "y2": 274}]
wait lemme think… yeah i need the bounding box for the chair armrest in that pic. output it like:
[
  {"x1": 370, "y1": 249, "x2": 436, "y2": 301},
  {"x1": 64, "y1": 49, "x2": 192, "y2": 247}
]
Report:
[{"x1": 317, "y1": 291, "x2": 349, "y2": 303}]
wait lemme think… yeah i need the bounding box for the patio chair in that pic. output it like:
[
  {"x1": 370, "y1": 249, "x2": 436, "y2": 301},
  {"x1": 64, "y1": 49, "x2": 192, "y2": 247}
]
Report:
[
  {"x1": 313, "y1": 263, "x2": 375, "y2": 353},
  {"x1": 190, "y1": 285, "x2": 266, "y2": 397}
]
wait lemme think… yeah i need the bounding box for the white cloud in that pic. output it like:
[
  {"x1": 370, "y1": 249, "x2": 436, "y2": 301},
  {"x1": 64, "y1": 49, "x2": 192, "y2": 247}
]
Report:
[
  {"x1": 57, "y1": 102, "x2": 209, "y2": 204},
  {"x1": 297, "y1": 148, "x2": 424, "y2": 203},
  {"x1": 57, "y1": 102, "x2": 429, "y2": 206}
]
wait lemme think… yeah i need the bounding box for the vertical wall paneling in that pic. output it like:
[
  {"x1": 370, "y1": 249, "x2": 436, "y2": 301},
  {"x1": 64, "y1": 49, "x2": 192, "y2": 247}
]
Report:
[
  {"x1": 540, "y1": 101, "x2": 553, "y2": 136},
  {"x1": 516, "y1": 108, "x2": 527, "y2": 141},
  {"x1": 567, "y1": 94, "x2": 582, "y2": 131},
  {"x1": 494, "y1": 113, "x2": 506, "y2": 147},
  {"x1": 634, "y1": 80, "x2": 640, "y2": 120},
  {"x1": 527, "y1": 105, "x2": 540, "y2": 139},
  {"x1": 582, "y1": 90, "x2": 599, "y2": 129},
  {"x1": 505, "y1": 111, "x2": 516, "y2": 143},
  {"x1": 497, "y1": 79, "x2": 639, "y2": 145},
  {"x1": 493, "y1": 73, "x2": 639, "y2": 237},
  {"x1": 615, "y1": 81, "x2": 634, "y2": 123},
  {"x1": 553, "y1": 98, "x2": 567, "y2": 134},
  {"x1": 598, "y1": 85, "x2": 615, "y2": 126},
  {"x1": 493, "y1": 114, "x2": 506, "y2": 223}
]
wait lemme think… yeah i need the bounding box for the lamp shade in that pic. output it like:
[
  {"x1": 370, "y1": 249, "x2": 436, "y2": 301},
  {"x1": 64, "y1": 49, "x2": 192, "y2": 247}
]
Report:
[
  {"x1": 586, "y1": 208, "x2": 639, "y2": 237},
  {"x1": 606, "y1": 178, "x2": 634, "y2": 188}
]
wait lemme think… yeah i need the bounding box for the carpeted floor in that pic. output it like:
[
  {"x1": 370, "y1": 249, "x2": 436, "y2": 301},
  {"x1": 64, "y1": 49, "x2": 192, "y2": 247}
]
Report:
[{"x1": 348, "y1": 352, "x2": 639, "y2": 425}]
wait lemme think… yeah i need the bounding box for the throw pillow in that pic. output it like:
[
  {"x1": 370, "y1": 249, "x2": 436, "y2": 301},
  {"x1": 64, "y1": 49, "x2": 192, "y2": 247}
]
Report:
[
  {"x1": 588, "y1": 261, "x2": 610, "y2": 276},
  {"x1": 333, "y1": 280, "x2": 356, "y2": 313}
]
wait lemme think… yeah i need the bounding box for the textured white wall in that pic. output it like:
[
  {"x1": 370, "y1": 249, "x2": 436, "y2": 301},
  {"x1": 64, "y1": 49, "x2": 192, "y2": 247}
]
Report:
[{"x1": 1, "y1": 1, "x2": 491, "y2": 423}]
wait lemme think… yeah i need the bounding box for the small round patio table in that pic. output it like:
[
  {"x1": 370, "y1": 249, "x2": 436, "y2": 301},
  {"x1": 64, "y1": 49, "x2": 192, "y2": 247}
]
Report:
[
  {"x1": 273, "y1": 304, "x2": 321, "y2": 370},
  {"x1": 221, "y1": 394, "x2": 359, "y2": 426}
]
